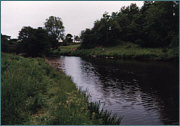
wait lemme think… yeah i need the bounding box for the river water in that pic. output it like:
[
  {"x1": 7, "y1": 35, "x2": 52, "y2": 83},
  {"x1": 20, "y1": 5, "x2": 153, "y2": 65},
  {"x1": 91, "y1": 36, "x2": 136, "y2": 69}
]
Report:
[{"x1": 47, "y1": 56, "x2": 179, "y2": 125}]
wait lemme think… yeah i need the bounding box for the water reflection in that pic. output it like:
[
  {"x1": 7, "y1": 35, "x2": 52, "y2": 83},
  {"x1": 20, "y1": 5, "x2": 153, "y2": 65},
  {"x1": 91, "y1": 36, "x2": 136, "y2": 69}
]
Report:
[{"x1": 48, "y1": 56, "x2": 179, "y2": 125}]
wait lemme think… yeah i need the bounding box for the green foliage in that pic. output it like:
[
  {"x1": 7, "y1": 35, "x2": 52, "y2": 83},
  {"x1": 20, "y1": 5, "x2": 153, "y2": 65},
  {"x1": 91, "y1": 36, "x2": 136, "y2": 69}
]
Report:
[
  {"x1": 18, "y1": 27, "x2": 51, "y2": 57},
  {"x1": 44, "y1": 16, "x2": 65, "y2": 49},
  {"x1": 2, "y1": 16, "x2": 65, "y2": 55},
  {"x1": 1, "y1": 34, "x2": 10, "y2": 52},
  {"x1": 141, "y1": 1, "x2": 178, "y2": 47},
  {"x1": 63, "y1": 33, "x2": 73, "y2": 45},
  {"x1": 44, "y1": 16, "x2": 65, "y2": 41},
  {"x1": 80, "y1": 1, "x2": 179, "y2": 48},
  {"x1": 47, "y1": 33, "x2": 59, "y2": 49},
  {"x1": 74, "y1": 35, "x2": 80, "y2": 42},
  {"x1": 1, "y1": 34, "x2": 18, "y2": 53}
]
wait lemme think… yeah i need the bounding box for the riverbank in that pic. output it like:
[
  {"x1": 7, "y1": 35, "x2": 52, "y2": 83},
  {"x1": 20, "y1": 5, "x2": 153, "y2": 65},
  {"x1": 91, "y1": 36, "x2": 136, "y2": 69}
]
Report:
[
  {"x1": 1, "y1": 53, "x2": 122, "y2": 125},
  {"x1": 49, "y1": 42, "x2": 179, "y2": 62}
]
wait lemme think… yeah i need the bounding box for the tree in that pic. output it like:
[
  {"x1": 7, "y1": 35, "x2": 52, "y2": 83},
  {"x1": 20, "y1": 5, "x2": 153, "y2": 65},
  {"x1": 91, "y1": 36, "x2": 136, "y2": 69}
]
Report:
[
  {"x1": 1, "y1": 34, "x2": 10, "y2": 52},
  {"x1": 80, "y1": 1, "x2": 179, "y2": 49},
  {"x1": 74, "y1": 36, "x2": 80, "y2": 42},
  {"x1": 141, "y1": 1, "x2": 154, "y2": 14},
  {"x1": 80, "y1": 29, "x2": 96, "y2": 49},
  {"x1": 141, "y1": 1, "x2": 178, "y2": 47},
  {"x1": 18, "y1": 26, "x2": 51, "y2": 57},
  {"x1": 44, "y1": 16, "x2": 65, "y2": 41},
  {"x1": 129, "y1": 3, "x2": 140, "y2": 21},
  {"x1": 62, "y1": 33, "x2": 73, "y2": 45},
  {"x1": 44, "y1": 16, "x2": 64, "y2": 49},
  {"x1": 66, "y1": 33, "x2": 73, "y2": 43}
]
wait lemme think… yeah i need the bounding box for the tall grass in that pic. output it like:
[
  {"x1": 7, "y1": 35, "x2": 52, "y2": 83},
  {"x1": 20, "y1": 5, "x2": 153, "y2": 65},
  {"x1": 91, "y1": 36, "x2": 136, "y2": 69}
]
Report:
[
  {"x1": 88, "y1": 101, "x2": 123, "y2": 125},
  {"x1": 1, "y1": 53, "x2": 51, "y2": 124},
  {"x1": 1, "y1": 53, "x2": 122, "y2": 125}
]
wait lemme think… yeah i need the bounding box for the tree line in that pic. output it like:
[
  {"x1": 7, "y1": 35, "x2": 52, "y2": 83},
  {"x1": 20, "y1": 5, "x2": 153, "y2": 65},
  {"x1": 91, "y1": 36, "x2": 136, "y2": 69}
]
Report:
[
  {"x1": 80, "y1": 1, "x2": 179, "y2": 49},
  {"x1": 2, "y1": 1, "x2": 179, "y2": 56},
  {"x1": 2, "y1": 16, "x2": 80, "y2": 57}
]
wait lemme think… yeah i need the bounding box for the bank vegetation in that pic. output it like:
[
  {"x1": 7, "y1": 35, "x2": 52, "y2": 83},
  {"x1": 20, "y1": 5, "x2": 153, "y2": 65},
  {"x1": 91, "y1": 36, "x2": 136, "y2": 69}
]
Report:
[{"x1": 1, "y1": 53, "x2": 122, "y2": 125}]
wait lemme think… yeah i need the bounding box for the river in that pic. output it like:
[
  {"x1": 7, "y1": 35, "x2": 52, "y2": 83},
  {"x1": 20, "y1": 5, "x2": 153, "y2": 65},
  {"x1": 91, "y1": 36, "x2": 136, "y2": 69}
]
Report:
[{"x1": 47, "y1": 56, "x2": 179, "y2": 125}]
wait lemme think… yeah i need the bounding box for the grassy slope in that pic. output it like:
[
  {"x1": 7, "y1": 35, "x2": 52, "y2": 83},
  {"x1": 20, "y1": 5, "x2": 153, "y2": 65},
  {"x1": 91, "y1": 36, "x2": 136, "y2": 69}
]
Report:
[
  {"x1": 50, "y1": 44, "x2": 80, "y2": 55},
  {"x1": 50, "y1": 42, "x2": 179, "y2": 61},
  {"x1": 1, "y1": 53, "x2": 122, "y2": 125}
]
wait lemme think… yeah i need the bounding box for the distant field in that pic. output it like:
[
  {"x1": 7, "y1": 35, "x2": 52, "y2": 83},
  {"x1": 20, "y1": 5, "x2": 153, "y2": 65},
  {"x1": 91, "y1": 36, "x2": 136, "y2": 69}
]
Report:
[
  {"x1": 50, "y1": 42, "x2": 178, "y2": 61},
  {"x1": 59, "y1": 44, "x2": 81, "y2": 52}
]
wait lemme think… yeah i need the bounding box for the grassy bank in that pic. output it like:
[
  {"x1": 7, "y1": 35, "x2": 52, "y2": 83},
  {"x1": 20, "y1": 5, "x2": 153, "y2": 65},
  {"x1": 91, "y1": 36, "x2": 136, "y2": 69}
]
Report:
[
  {"x1": 1, "y1": 53, "x2": 122, "y2": 125},
  {"x1": 50, "y1": 42, "x2": 179, "y2": 61}
]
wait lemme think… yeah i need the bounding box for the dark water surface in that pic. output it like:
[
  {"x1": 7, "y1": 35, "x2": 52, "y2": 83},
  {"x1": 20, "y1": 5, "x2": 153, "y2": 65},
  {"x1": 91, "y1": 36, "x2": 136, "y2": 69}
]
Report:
[{"x1": 48, "y1": 56, "x2": 179, "y2": 125}]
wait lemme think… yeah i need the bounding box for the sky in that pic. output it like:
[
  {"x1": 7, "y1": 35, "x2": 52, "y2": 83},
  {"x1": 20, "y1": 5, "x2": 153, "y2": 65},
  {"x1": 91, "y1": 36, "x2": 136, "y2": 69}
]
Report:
[{"x1": 1, "y1": 1, "x2": 144, "y2": 39}]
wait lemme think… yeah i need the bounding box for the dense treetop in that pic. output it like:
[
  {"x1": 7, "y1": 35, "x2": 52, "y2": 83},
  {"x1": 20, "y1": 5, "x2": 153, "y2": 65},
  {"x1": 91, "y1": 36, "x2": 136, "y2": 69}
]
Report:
[
  {"x1": 80, "y1": 1, "x2": 179, "y2": 49},
  {"x1": 44, "y1": 16, "x2": 65, "y2": 41}
]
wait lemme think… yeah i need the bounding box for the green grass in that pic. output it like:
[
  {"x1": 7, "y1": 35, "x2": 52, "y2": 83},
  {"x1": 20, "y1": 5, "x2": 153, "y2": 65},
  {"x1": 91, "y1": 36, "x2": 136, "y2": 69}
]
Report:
[
  {"x1": 49, "y1": 44, "x2": 81, "y2": 56},
  {"x1": 59, "y1": 44, "x2": 80, "y2": 52},
  {"x1": 1, "y1": 53, "x2": 122, "y2": 125},
  {"x1": 50, "y1": 42, "x2": 179, "y2": 61}
]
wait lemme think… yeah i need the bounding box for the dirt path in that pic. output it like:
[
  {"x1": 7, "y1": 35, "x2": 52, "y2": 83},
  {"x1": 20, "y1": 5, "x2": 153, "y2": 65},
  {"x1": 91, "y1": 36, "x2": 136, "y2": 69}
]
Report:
[{"x1": 45, "y1": 58, "x2": 62, "y2": 71}]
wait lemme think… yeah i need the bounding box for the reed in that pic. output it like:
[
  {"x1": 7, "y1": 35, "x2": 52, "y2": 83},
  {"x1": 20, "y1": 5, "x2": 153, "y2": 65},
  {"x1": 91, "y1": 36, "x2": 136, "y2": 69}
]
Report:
[{"x1": 88, "y1": 101, "x2": 123, "y2": 125}]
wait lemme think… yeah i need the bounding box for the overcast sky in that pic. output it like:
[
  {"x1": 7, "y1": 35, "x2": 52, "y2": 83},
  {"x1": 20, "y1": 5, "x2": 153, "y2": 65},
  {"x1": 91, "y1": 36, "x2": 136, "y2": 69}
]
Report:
[{"x1": 1, "y1": 1, "x2": 144, "y2": 39}]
